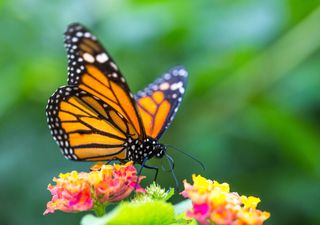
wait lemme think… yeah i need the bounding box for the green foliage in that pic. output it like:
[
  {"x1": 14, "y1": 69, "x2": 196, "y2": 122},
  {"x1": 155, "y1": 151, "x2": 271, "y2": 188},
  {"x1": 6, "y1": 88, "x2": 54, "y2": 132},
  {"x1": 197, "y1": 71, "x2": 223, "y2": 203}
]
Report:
[
  {"x1": 133, "y1": 182, "x2": 175, "y2": 202},
  {"x1": 81, "y1": 201, "x2": 191, "y2": 225},
  {"x1": 81, "y1": 183, "x2": 194, "y2": 225},
  {"x1": 173, "y1": 213, "x2": 198, "y2": 225}
]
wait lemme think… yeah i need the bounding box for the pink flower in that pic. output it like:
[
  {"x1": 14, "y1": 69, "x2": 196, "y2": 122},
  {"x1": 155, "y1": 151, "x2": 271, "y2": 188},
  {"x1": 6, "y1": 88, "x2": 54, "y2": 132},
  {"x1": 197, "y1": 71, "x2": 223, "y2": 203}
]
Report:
[
  {"x1": 44, "y1": 171, "x2": 93, "y2": 215},
  {"x1": 88, "y1": 161, "x2": 145, "y2": 204},
  {"x1": 44, "y1": 161, "x2": 144, "y2": 215},
  {"x1": 181, "y1": 175, "x2": 270, "y2": 225},
  {"x1": 186, "y1": 203, "x2": 211, "y2": 225}
]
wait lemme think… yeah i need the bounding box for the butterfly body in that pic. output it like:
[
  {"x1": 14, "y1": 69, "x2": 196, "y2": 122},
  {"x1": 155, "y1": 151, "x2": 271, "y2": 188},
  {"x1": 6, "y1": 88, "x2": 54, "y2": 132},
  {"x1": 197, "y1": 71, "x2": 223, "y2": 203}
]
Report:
[
  {"x1": 125, "y1": 138, "x2": 165, "y2": 164},
  {"x1": 46, "y1": 23, "x2": 187, "y2": 165}
]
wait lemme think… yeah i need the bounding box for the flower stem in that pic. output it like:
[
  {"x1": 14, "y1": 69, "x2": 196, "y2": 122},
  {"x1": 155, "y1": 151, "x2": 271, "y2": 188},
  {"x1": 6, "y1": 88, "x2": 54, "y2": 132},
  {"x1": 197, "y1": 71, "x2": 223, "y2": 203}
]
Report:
[{"x1": 93, "y1": 204, "x2": 106, "y2": 217}]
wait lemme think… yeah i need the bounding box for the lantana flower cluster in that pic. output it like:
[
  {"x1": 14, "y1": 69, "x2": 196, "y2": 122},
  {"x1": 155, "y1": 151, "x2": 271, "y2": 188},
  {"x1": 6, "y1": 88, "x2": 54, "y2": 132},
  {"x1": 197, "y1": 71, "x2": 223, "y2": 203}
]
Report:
[
  {"x1": 181, "y1": 175, "x2": 270, "y2": 225},
  {"x1": 44, "y1": 161, "x2": 144, "y2": 215}
]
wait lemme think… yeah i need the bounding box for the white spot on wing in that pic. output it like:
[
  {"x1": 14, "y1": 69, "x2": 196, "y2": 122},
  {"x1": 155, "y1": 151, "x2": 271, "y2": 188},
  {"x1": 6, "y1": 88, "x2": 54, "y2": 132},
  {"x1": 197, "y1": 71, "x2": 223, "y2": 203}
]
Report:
[
  {"x1": 84, "y1": 32, "x2": 91, "y2": 38},
  {"x1": 76, "y1": 32, "x2": 83, "y2": 37},
  {"x1": 179, "y1": 69, "x2": 187, "y2": 77},
  {"x1": 170, "y1": 81, "x2": 183, "y2": 90},
  {"x1": 172, "y1": 69, "x2": 179, "y2": 76},
  {"x1": 151, "y1": 85, "x2": 158, "y2": 91},
  {"x1": 96, "y1": 53, "x2": 109, "y2": 63},
  {"x1": 110, "y1": 62, "x2": 118, "y2": 70},
  {"x1": 83, "y1": 53, "x2": 95, "y2": 63},
  {"x1": 159, "y1": 82, "x2": 170, "y2": 90},
  {"x1": 164, "y1": 73, "x2": 171, "y2": 80}
]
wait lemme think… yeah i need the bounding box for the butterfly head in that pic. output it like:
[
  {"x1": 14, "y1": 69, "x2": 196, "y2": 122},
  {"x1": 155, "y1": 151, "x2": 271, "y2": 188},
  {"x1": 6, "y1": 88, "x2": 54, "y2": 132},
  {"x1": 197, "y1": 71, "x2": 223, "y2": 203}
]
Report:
[
  {"x1": 154, "y1": 143, "x2": 166, "y2": 158},
  {"x1": 141, "y1": 138, "x2": 166, "y2": 159}
]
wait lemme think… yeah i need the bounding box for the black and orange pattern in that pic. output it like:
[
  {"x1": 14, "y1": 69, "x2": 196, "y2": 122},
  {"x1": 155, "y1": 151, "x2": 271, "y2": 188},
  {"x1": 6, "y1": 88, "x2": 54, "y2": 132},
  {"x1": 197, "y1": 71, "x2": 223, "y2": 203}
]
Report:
[
  {"x1": 135, "y1": 66, "x2": 188, "y2": 139},
  {"x1": 46, "y1": 23, "x2": 188, "y2": 164}
]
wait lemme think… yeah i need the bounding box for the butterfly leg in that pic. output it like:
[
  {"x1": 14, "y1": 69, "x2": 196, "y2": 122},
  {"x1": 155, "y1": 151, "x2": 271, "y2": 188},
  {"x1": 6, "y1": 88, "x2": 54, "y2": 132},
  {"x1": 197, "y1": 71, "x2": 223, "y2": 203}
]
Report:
[
  {"x1": 90, "y1": 161, "x2": 107, "y2": 171},
  {"x1": 143, "y1": 164, "x2": 159, "y2": 182},
  {"x1": 133, "y1": 158, "x2": 147, "y2": 190},
  {"x1": 134, "y1": 158, "x2": 159, "y2": 190},
  {"x1": 139, "y1": 157, "x2": 159, "y2": 181},
  {"x1": 106, "y1": 160, "x2": 114, "y2": 165}
]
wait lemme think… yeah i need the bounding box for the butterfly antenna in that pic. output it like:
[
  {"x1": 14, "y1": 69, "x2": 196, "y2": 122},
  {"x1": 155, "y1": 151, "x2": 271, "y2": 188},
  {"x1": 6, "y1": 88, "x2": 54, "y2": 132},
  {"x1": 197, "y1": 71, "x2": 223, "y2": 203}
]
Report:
[
  {"x1": 165, "y1": 153, "x2": 179, "y2": 190},
  {"x1": 161, "y1": 154, "x2": 174, "y2": 172},
  {"x1": 165, "y1": 153, "x2": 175, "y2": 171},
  {"x1": 165, "y1": 144, "x2": 205, "y2": 171}
]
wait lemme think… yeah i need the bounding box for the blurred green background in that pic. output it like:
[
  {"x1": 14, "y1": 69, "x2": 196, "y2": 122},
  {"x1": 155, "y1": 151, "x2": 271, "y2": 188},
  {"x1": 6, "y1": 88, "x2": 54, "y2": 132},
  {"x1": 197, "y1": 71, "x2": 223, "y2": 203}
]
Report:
[{"x1": 1, "y1": 0, "x2": 320, "y2": 224}]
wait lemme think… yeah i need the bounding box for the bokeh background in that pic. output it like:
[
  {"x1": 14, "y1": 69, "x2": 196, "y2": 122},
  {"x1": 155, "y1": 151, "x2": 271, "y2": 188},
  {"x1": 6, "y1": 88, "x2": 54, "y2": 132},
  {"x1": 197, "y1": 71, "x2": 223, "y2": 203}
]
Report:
[{"x1": 1, "y1": 0, "x2": 320, "y2": 224}]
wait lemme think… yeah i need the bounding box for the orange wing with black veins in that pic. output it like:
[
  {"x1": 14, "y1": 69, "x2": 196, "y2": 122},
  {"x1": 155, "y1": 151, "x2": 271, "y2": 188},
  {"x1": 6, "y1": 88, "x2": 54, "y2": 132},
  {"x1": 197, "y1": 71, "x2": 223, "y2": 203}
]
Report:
[{"x1": 135, "y1": 66, "x2": 188, "y2": 139}]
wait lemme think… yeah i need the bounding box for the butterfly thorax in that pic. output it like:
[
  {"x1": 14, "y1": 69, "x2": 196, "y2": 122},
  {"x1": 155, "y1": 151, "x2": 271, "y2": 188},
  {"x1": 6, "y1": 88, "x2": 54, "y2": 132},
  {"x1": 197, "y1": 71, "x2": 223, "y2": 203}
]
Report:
[{"x1": 125, "y1": 137, "x2": 166, "y2": 164}]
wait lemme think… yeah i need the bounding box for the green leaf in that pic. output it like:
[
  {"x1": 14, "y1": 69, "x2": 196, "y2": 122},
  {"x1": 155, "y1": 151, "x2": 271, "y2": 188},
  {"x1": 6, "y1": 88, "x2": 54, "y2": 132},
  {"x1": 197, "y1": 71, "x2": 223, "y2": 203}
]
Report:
[
  {"x1": 81, "y1": 214, "x2": 113, "y2": 225},
  {"x1": 80, "y1": 183, "x2": 195, "y2": 225},
  {"x1": 174, "y1": 213, "x2": 198, "y2": 225},
  {"x1": 81, "y1": 201, "x2": 176, "y2": 225}
]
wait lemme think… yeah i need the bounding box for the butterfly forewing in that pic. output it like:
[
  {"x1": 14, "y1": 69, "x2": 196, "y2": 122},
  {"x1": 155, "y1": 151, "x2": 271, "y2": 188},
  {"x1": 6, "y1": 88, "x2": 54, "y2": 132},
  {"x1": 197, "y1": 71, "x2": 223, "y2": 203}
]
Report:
[
  {"x1": 135, "y1": 66, "x2": 188, "y2": 139},
  {"x1": 46, "y1": 86, "x2": 137, "y2": 161},
  {"x1": 64, "y1": 23, "x2": 144, "y2": 139}
]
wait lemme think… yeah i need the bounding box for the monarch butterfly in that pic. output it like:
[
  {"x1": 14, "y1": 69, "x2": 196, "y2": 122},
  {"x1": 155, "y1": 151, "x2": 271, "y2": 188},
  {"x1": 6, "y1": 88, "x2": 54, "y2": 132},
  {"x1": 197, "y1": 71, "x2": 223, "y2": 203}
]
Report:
[{"x1": 46, "y1": 23, "x2": 188, "y2": 175}]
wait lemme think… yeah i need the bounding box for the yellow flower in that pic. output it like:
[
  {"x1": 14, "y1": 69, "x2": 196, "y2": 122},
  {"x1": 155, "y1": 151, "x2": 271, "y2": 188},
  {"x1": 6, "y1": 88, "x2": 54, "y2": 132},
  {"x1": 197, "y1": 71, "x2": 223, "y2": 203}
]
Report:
[
  {"x1": 213, "y1": 180, "x2": 230, "y2": 193},
  {"x1": 241, "y1": 196, "x2": 260, "y2": 209},
  {"x1": 210, "y1": 191, "x2": 227, "y2": 207},
  {"x1": 238, "y1": 208, "x2": 271, "y2": 225},
  {"x1": 181, "y1": 174, "x2": 270, "y2": 225},
  {"x1": 192, "y1": 174, "x2": 213, "y2": 193}
]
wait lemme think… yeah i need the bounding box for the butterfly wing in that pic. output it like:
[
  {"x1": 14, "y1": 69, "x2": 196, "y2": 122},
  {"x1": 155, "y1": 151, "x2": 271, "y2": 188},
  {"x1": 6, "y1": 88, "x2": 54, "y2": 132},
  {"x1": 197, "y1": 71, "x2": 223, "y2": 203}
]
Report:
[
  {"x1": 135, "y1": 66, "x2": 188, "y2": 139},
  {"x1": 64, "y1": 23, "x2": 144, "y2": 139},
  {"x1": 46, "y1": 86, "x2": 137, "y2": 161}
]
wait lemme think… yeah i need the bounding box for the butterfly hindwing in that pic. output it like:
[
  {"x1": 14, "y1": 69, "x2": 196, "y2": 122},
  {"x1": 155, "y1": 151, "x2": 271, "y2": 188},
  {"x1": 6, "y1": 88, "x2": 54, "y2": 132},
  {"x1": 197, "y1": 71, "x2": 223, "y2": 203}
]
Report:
[
  {"x1": 46, "y1": 85, "x2": 138, "y2": 161},
  {"x1": 64, "y1": 23, "x2": 144, "y2": 139},
  {"x1": 135, "y1": 66, "x2": 188, "y2": 139}
]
